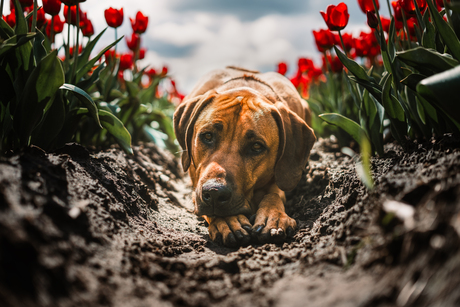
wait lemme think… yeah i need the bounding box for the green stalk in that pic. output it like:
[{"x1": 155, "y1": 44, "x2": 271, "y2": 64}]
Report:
[
  {"x1": 66, "y1": 7, "x2": 71, "y2": 64},
  {"x1": 386, "y1": 0, "x2": 392, "y2": 16},
  {"x1": 32, "y1": 0, "x2": 37, "y2": 32},
  {"x1": 401, "y1": 7, "x2": 412, "y2": 48},
  {"x1": 1, "y1": 0, "x2": 4, "y2": 17},
  {"x1": 323, "y1": 50, "x2": 338, "y2": 108},
  {"x1": 338, "y1": 30, "x2": 347, "y2": 57},
  {"x1": 50, "y1": 16, "x2": 55, "y2": 46},
  {"x1": 443, "y1": 0, "x2": 452, "y2": 27},
  {"x1": 72, "y1": 2, "x2": 80, "y2": 85}
]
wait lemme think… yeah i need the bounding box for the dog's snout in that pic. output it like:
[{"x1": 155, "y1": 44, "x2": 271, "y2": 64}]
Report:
[{"x1": 201, "y1": 180, "x2": 232, "y2": 207}]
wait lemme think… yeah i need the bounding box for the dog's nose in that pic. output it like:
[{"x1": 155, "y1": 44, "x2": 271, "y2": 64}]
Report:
[{"x1": 201, "y1": 180, "x2": 232, "y2": 207}]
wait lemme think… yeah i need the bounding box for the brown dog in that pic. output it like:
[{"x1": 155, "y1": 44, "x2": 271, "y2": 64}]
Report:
[{"x1": 174, "y1": 67, "x2": 316, "y2": 247}]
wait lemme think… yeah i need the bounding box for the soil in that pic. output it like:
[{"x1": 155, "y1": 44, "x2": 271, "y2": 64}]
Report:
[{"x1": 1, "y1": 135, "x2": 460, "y2": 307}]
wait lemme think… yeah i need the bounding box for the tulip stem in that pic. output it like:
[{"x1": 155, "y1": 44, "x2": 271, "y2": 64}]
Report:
[
  {"x1": 443, "y1": 0, "x2": 452, "y2": 27},
  {"x1": 66, "y1": 7, "x2": 71, "y2": 68},
  {"x1": 72, "y1": 3, "x2": 81, "y2": 85},
  {"x1": 1, "y1": 0, "x2": 4, "y2": 17},
  {"x1": 338, "y1": 30, "x2": 347, "y2": 57},
  {"x1": 323, "y1": 51, "x2": 338, "y2": 108},
  {"x1": 386, "y1": 0, "x2": 392, "y2": 16},
  {"x1": 400, "y1": 7, "x2": 412, "y2": 48},
  {"x1": 50, "y1": 17, "x2": 55, "y2": 46},
  {"x1": 32, "y1": 0, "x2": 37, "y2": 33}
]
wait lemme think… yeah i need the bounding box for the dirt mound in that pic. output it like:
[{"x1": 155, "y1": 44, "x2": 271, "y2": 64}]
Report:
[{"x1": 0, "y1": 136, "x2": 459, "y2": 306}]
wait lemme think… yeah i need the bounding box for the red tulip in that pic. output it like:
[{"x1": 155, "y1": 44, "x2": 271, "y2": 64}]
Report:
[
  {"x1": 60, "y1": 0, "x2": 86, "y2": 6},
  {"x1": 119, "y1": 53, "x2": 133, "y2": 71},
  {"x1": 398, "y1": 0, "x2": 427, "y2": 15},
  {"x1": 104, "y1": 49, "x2": 118, "y2": 63},
  {"x1": 277, "y1": 62, "x2": 288, "y2": 75},
  {"x1": 139, "y1": 48, "x2": 146, "y2": 60},
  {"x1": 392, "y1": 1, "x2": 404, "y2": 20},
  {"x1": 146, "y1": 68, "x2": 157, "y2": 78},
  {"x1": 367, "y1": 10, "x2": 379, "y2": 29},
  {"x1": 81, "y1": 18, "x2": 94, "y2": 37},
  {"x1": 161, "y1": 66, "x2": 168, "y2": 76},
  {"x1": 16, "y1": 0, "x2": 33, "y2": 8},
  {"x1": 29, "y1": 7, "x2": 46, "y2": 30},
  {"x1": 46, "y1": 15, "x2": 64, "y2": 36},
  {"x1": 357, "y1": 0, "x2": 379, "y2": 13},
  {"x1": 336, "y1": 32, "x2": 354, "y2": 51},
  {"x1": 126, "y1": 33, "x2": 141, "y2": 51},
  {"x1": 42, "y1": 0, "x2": 61, "y2": 16},
  {"x1": 130, "y1": 11, "x2": 148, "y2": 34},
  {"x1": 104, "y1": 7, "x2": 123, "y2": 28},
  {"x1": 312, "y1": 29, "x2": 335, "y2": 52},
  {"x1": 298, "y1": 58, "x2": 314, "y2": 73},
  {"x1": 320, "y1": 2, "x2": 349, "y2": 31},
  {"x1": 64, "y1": 5, "x2": 84, "y2": 26},
  {"x1": 3, "y1": 10, "x2": 16, "y2": 28},
  {"x1": 69, "y1": 45, "x2": 82, "y2": 56},
  {"x1": 380, "y1": 16, "x2": 391, "y2": 33},
  {"x1": 322, "y1": 54, "x2": 343, "y2": 73}
]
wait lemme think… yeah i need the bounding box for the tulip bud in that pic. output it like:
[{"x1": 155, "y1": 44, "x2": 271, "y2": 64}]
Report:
[{"x1": 367, "y1": 10, "x2": 379, "y2": 29}]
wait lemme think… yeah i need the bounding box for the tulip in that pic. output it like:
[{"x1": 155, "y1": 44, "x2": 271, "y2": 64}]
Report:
[
  {"x1": 130, "y1": 11, "x2": 148, "y2": 34},
  {"x1": 60, "y1": 0, "x2": 86, "y2": 6},
  {"x1": 398, "y1": 0, "x2": 427, "y2": 15},
  {"x1": 161, "y1": 66, "x2": 168, "y2": 76},
  {"x1": 104, "y1": 7, "x2": 124, "y2": 28},
  {"x1": 64, "y1": 5, "x2": 85, "y2": 26},
  {"x1": 335, "y1": 32, "x2": 354, "y2": 51},
  {"x1": 298, "y1": 58, "x2": 314, "y2": 73},
  {"x1": 277, "y1": 62, "x2": 288, "y2": 75},
  {"x1": 29, "y1": 7, "x2": 46, "y2": 30},
  {"x1": 358, "y1": 0, "x2": 379, "y2": 13},
  {"x1": 146, "y1": 68, "x2": 157, "y2": 78},
  {"x1": 81, "y1": 18, "x2": 94, "y2": 37},
  {"x1": 392, "y1": 1, "x2": 404, "y2": 20},
  {"x1": 119, "y1": 53, "x2": 133, "y2": 71},
  {"x1": 380, "y1": 16, "x2": 391, "y2": 33},
  {"x1": 126, "y1": 33, "x2": 141, "y2": 51},
  {"x1": 3, "y1": 10, "x2": 16, "y2": 28},
  {"x1": 69, "y1": 45, "x2": 82, "y2": 56},
  {"x1": 104, "y1": 49, "x2": 118, "y2": 63},
  {"x1": 42, "y1": 0, "x2": 61, "y2": 16},
  {"x1": 312, "y1": 29, "x2": 335, "y2": 52},
  {"x1": 320, "y1": 2, "x2": 349, "y2": 31},
  {"x1": 139, "y1": 48, "x2": 146, "y2": 60},
  {"x1": 322, "y1": 54, "x2": 343, "y2": 73},
  {"x1": 367, "y1": 10, "x2": 379, "y2": 29},
  {"x1": 46, "y1": 15, "x2": 64, "y2": 36},
  {"x1": 17, "y1": 0, "x2": 34, "y2": 8}
]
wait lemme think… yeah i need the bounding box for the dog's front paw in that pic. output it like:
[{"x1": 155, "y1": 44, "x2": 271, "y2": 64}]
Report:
[
  {"x1": 251, "y1": 207, "x2": 297, "y2": 244},
  {"x1": 208, "y1": 215, "x2": 252, "y2": 247}
]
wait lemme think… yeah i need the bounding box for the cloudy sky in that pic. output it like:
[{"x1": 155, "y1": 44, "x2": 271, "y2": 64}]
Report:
[{"x1": 5, "y1": 0, "x2": 390, "y2": 93}]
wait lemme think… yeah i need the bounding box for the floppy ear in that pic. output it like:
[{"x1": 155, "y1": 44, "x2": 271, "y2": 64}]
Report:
[
  {"x1": 271, "y1": 102, "x2": 316, "y2": 191},
  {"x1": 173, "y1": 90, "x2": 217, "y2": 171}
]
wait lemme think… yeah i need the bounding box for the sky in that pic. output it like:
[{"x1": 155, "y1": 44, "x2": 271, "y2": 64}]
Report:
[{"x1": 4, "y1": 0, "x2": 391, "y2": 94}]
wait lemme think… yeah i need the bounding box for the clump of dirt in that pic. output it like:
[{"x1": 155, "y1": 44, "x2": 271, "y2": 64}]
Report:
[{"x1": 0, "y1": 135, "x2": 459, "y2": 307}]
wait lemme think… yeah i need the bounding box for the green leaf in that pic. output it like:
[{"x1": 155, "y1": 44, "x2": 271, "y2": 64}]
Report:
[
  {"x1": 416, "y1": 95, "x2": 438, "y2": 123},
  {"x1": 76, "y1": 62, "x2": 106, "y2": 91},
  {"x1": 422, "y1": 18, "x2": 436, "y2": 49},
  {"x1": 416, "y1": 65, "x2": 460, "y2": 123},
  {"x1": 126, "y1": 81, "x2": 140, "y2": 98},
  {"x1": 400, "y1": 73, "x2": 426, "y2": 91},
  {"x1": 75, "y1": 36, "x2": 123, "y2": 83},
  {"x1": 0, "y1": 33, "x2": 36, "y2": 59},
  {"x1": 60, "y1": 83, "x2": 102, "y2": 128},
  {"x1": 98, "y1": 109, "x2": 133, "y2": 155},
  {"x1": 14, "y1": 50, "x2": 64, "y2": 145},
  {"x1": 382, "y1": 73, "x2": 405, "y2": 122},
  {"x1": 319, "y1": 113, "x2": 369, "y2": 147},
  {"x1": 33, "y1": 28, "x2": 47, "y2": 64},
  {"x1": 426, "y1": 0, "x2": 460, "y2": 61},
  {"x1": 13, "y1": 0, "x2": 28, "y2": 36},
  {"x1": 334, "y1": 46, "x2": 374, "y2": 82},
  {"x1": 0, "y1": 17, "x2": 15, "y2": 38},
  {"x1": 396, "y1": 47, "x2": 458, "y2": 74},
  {"x1": 76, "y1": 28, "x2": 107, "y2": 71}
]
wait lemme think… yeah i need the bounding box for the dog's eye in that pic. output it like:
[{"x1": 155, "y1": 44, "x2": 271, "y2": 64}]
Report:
[
  {"x1": 200, "y1": 132, "x2": 214, "y2": 144},
  {"x1": 251, "y1": 142, "x2": 265, "y2": 153}
]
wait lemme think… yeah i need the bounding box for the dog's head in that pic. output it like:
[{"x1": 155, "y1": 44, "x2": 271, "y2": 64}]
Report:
[{"x1": 173, "y1": 88, "x2": 315, "y2": 217}]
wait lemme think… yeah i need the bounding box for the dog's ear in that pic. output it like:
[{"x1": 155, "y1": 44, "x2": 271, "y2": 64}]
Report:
[
  {"x1": 271, "y1": 102, "x2": 316, "y2": 191},
  {"x1": 173, "y1": 90, "x2": 217, "y2": 171}
]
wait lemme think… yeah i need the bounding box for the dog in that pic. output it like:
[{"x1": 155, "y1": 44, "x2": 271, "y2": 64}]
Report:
[{"x1": 173, "y1": 66, "x2": 316, "y2": 247}]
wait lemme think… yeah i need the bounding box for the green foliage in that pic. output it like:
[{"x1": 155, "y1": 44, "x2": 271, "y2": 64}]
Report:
[{"x1": 0, "y1": 1, "x2": 178, "y2": 155}]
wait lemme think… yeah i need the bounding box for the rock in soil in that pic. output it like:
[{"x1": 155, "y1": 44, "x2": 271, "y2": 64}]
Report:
[{"x1": 0, "y1": 136, "x2": 459, "y2": 307}]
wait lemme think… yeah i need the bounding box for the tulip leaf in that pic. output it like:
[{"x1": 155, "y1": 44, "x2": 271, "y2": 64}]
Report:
[
  {"x1": 0, "y1": 18, "x2": 15, "y2": 38},
  {"x1": 14, "y1": 50, "x2": 65, "y2": 145},
  {"x1": 319, "y1": 113, "x2": 369, "y2": 148},
  {"x1": 416, "y1": 65, "x2": 460, "y2": 123},
  {"x1": 60, "y1": 83, "x2": 102, "y2": 128},
  {"x1": 77, "y1": 28, "x2": 108, "y2": 71},
  {"x1": 98, "y1": 109, "x2": 133, "y2": 155},
  {"x1": 422, "y1": 18, "x2": 436, "y2": 50},
  {"x1": 13, "y1": 0, "x2": 28, "y2": 36},
  {"x1": 396, "y1": 47, "x2": 459, "y2": 74},
  {"x1": 426, "y1": 0, "x2": 460, "y2": 61},
  {"x1": 0, "y1": 33, "x2": 36, "y2": 59},
  {"x1": 76, "y1": 62, "x2": 106, "y2": 91},
  {"x1": 33, "y1": 28, "x2": 47, "y2": 64},
  {"x1": 417, "y1": 95, "x2": 438, "y2": 123},
  {"x1": 382, "y1": 73, "x2": 405, "y2": 122},
  {"x1": 334, "y1": 46, "x2": 374, "y2": 82},
  {"x1": 400, "y1": 73, "x2": 426, "y2": 91},
  {"x1": 75, "y1": 36, "x2": 123, "y2": 83}
]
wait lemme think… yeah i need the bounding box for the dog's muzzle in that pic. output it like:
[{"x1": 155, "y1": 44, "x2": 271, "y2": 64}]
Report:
[{"x1": 196, "y1": 179, "x2": 234, "y2": 216}]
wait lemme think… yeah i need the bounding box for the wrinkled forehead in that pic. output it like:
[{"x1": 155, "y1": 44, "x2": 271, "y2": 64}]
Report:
[{"x1": 196, "y1": 89, "x2": 278, "y2": 136}]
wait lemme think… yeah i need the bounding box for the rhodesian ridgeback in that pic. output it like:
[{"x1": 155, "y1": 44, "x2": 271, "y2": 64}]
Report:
[{"x1": 174, "y1": 67, "x2": 316, "y2": 247}]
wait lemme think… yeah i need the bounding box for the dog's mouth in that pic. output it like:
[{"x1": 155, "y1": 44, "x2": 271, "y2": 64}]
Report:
[{"x1": 194, "y1": 195, "x2": 253, "y2": 218}]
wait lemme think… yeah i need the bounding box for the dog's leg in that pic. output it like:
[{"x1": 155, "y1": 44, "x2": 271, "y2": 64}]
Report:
[
  {"x1": 205, "y1": 215, "x2": 252, "y2": 247},
  {"x1": 251, "y1": 186, "x2": 297, "y2": 243}
]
